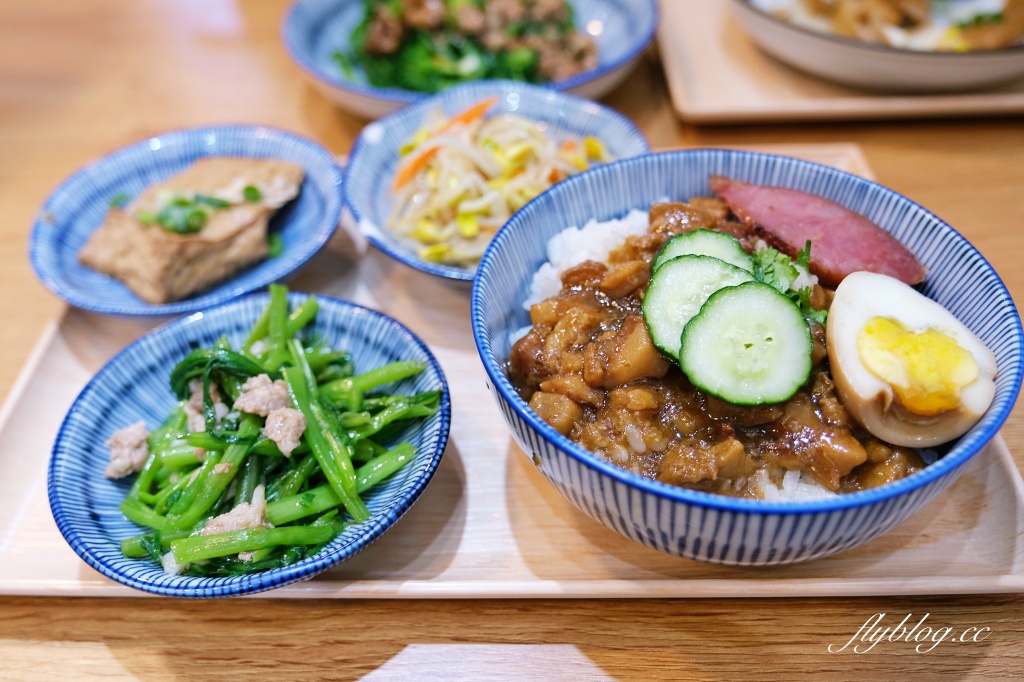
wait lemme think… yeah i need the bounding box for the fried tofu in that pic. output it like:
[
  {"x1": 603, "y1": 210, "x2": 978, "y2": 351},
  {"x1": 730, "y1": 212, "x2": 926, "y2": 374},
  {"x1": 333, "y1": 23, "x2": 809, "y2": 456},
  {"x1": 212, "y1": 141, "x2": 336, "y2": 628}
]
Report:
[{"x1": 78, "y1": 157, "x2": 305, "y2": 303}]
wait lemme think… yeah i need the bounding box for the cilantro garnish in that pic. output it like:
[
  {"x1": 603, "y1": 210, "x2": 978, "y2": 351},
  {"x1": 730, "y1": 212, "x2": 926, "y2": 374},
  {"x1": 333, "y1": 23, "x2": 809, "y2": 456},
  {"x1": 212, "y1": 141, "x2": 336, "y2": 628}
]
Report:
[{"x1": 753, "y1": 240, "x2": 827, "y2": 325}]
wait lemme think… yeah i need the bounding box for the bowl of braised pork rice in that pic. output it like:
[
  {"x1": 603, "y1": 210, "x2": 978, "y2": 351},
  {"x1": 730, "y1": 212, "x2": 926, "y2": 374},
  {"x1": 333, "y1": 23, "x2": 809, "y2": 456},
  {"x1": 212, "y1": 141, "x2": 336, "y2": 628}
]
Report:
[{"x1": 470, "y1": 149, "x2": 1022, "y2": 565}]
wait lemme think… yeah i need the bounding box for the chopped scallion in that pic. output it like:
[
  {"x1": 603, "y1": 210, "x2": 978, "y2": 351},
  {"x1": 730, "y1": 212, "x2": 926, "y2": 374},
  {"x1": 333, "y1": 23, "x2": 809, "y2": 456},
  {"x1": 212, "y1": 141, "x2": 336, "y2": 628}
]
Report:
[
  {"x1": 243, "y1": 185, "x2": 263, "y2": 202},
  {"x1": 196, "y1": 193, "x2": 231, "y2": 209},
  {"x1": 267, "y1": 233, "x2": 284, "y2": 257}
]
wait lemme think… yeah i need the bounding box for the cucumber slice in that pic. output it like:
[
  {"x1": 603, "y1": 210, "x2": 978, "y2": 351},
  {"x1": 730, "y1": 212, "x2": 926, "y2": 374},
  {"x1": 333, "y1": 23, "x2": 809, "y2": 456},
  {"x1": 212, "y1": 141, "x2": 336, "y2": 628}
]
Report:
[
  {"x1": 652, "y1": 229, "x2": 754, "y2": 273},
  {"x1": 680, "y1": 281, "x2": 812, "y2": 405},
  {"x1": 642, "y1": 255, "x2": 754, "y2": 359}
]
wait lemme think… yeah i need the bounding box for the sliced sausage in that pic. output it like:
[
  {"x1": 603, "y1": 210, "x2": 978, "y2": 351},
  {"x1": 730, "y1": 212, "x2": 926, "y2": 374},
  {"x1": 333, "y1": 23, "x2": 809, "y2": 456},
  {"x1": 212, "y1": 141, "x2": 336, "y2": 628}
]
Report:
[{"x1": 710, "y1": 175, "x2": 927, "y2": 287}]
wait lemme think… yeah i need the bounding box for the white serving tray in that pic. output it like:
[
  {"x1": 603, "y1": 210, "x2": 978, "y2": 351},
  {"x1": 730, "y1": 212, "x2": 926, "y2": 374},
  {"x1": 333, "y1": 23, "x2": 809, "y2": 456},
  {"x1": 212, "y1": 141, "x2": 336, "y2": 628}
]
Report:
[
  {"x1": 656, "y1": 0, "x2": 1024, "y2": 123},
  {"x1": 2, "y1": 144, "x2": 1022, "y2": 598}
]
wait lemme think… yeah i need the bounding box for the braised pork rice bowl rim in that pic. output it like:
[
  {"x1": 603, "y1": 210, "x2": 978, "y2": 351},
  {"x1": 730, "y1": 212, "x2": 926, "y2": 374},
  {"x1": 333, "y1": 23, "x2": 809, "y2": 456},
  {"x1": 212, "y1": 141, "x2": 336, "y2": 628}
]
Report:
[{"x1": 470, "y1": 148, "x2": 1023, "y2": 515}]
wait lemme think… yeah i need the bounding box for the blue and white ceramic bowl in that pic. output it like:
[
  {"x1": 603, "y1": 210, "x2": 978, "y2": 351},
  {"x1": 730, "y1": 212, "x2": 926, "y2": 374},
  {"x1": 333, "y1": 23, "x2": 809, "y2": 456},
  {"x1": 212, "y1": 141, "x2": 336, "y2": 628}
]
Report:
[
  {"x1": 282, "y1": 0, "x2": 659, "y2": 119},
  {"x1": 471, "y1": 149, "x2": 1024, "y2": 566},
  {"x1": 48, "y1": 292, "x2": 451, "y2": 596},
  {"x1": 29, "y1": 125, "x2": 344, "y2": 316},
  {"x1": 344, "y1": 79, "x2": 650, "y2": 281}
]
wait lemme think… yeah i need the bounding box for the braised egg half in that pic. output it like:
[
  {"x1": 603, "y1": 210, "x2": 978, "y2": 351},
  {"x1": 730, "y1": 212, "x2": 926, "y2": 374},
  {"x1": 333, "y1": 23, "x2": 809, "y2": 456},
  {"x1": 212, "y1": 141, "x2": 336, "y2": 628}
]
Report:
[{"x1": 826, "y1": 271, "x2": 996, "y2": 448}]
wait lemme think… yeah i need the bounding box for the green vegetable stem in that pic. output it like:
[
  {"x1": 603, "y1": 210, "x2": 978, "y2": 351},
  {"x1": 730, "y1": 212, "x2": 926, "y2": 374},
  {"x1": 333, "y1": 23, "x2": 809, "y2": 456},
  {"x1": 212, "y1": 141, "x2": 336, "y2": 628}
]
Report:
[{"x1": 111, "y1": 285, "x2": 440, "y2": 577}]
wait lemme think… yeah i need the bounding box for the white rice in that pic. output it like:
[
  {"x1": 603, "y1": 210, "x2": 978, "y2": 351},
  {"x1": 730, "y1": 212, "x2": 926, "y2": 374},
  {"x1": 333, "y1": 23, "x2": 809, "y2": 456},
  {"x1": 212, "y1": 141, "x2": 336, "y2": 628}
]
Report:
[
  {"x1": 751, "y1": 237, "x2": 820, "y2": 292},
  {"x1": 750, "y1": 469, "x2": 836, "y2": 502},
  {"x1": 523, "y1": 208, "x2": 651, "y2": 310},
  {"x1": 792, "y1": 267, "x2": 818, "y2": 292}
]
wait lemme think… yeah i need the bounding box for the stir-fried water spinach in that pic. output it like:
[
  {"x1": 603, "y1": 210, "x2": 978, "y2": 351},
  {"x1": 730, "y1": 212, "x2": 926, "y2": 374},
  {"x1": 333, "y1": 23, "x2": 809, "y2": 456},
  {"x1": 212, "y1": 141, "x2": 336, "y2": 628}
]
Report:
[
  {"x1": 338, "y1": 0, "x2": 596, "y2": 93},
  {"x1": 115, "y1": 285, "x2": 440, "y2": 577}
]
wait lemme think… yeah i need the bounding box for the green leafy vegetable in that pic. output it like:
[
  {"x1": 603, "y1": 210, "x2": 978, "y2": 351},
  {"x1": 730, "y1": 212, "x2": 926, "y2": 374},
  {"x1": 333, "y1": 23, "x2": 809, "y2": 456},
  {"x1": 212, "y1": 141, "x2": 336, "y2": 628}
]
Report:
[
  {"x1": 267, "y1": 232, "x2": 285, "y2": 258},
  {"x1": 243, "y1": 185, "x2": 262, "y2": 202},
  {"x1": 341, "y1": 0, "x2": 581, "y2": 93},
  {"x1": 114, "y1": 286, "x2": 440, "y2": 577},
  {"x1": 332, "y1": 50, "x2": 355, "y2": 79},
  {"x1": 195, "y1": 194, "x2": 231, "y2": 209},
  {"x1": 137, "y1": 192, "x2": 237, "y2": 235},
  {"x1": 956, "y1": 12, "x2": 1003, "y2": 28},
  {"x1": 753, "y1": 241, "x2": 827, "y2": 326},
  {"x1": 139, "y1": 531, "x2": 164, "y2": 563}
]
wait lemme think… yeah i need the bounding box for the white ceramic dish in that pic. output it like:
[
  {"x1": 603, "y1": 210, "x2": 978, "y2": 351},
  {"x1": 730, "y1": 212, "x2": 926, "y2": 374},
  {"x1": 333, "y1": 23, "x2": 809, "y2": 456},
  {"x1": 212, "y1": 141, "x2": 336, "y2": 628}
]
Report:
[{"x1": 729, "y1": 0, "x2": 1024, "y2": 92}]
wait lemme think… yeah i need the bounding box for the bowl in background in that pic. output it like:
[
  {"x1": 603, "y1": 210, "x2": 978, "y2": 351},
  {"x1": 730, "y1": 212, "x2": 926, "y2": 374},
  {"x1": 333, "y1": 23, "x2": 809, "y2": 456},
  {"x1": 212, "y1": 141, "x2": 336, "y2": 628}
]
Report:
[
  {"x1": 471, "y1": 149, "x2": 1023, "y2": 566},
  {"x1": 344, "y1": 79, "x2": 650, "y2": 281},
  {"x1": 48, "y1": 292, "x2": 451, "y2": 596},
  {"x1": 728, "y1": 0, "x2": 1024, "y2": 92},
  {"x1": 29, "y1": 125, "x2": 345, "y2": 317},
  {"x1": 282, "y1": 0, "x2": 659, "y2": 119}
]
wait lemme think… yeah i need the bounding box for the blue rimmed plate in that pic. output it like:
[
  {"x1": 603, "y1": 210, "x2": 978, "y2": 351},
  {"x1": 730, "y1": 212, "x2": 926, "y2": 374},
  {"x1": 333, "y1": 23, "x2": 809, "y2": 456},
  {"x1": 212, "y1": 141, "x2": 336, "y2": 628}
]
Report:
[
  {"x1": 282, "y1": 0, "x2": 659, "y2": 119},
  {"x1": 48, "y1": 292, "x2": 451, "y2": 597},
  {"x1": 343, "y1": 79, "x2": 650, "y2": 281},
  {"x1": 29, "y1": 125, "x2": 344, "y2": 317}
]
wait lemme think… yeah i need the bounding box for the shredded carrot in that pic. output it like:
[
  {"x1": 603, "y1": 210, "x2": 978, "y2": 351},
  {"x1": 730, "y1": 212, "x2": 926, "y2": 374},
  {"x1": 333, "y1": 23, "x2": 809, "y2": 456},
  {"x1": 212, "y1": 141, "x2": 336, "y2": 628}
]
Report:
[
  {"x1": 393, "y1": 97, "x2": 498, "y2": 191},
  {"x1": 432, "y1": 96, "x2": 498, "y2": 137},
  {"x1": 393, "y1": 147, "x2": 439, "y2": 191},
  {"x1": 560, "y1": 140, "x2": 578, "y2": 152}
]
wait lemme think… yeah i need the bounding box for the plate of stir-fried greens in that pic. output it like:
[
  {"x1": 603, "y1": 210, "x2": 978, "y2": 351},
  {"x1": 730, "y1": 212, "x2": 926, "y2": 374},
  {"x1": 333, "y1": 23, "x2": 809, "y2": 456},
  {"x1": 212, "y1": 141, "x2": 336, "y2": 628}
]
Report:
[
  {"x1": 281, "y1": 0, "x2": 659, "y2": 118},
  {"x1": 48, "y1": 285, "x2": 450, "y2": 597}
]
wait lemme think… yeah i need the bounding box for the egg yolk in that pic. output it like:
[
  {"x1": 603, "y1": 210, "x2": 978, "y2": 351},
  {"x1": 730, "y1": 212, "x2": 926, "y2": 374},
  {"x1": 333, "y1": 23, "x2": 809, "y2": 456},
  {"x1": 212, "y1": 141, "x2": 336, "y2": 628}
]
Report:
[{"x1": 856, "y1": 317, "x2": 978, "y2": 417}]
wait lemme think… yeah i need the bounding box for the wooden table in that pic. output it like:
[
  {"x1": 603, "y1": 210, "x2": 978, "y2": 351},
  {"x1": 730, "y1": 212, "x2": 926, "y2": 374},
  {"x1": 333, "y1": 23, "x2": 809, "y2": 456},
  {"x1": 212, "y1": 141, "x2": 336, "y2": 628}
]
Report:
[{"x1": 1, "y1": 1, "x2": 1022, "y2": 679}]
